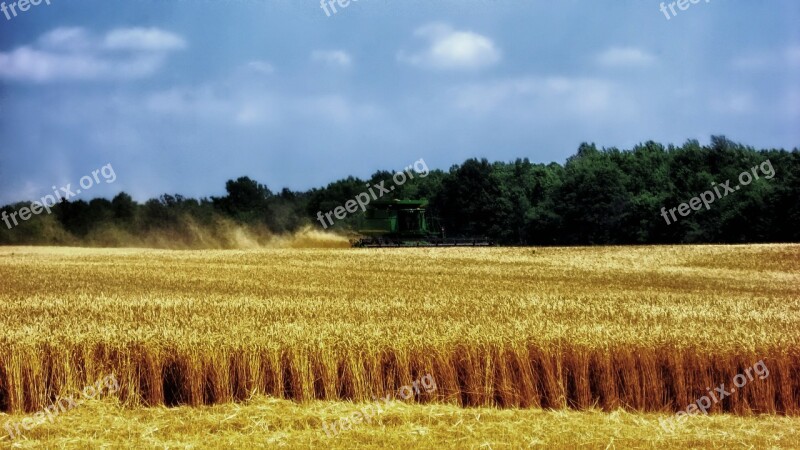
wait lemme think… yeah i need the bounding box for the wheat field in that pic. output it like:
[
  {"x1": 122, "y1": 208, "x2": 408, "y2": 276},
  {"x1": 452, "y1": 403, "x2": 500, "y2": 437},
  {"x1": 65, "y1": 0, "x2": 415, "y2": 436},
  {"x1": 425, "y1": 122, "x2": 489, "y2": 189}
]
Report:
[{"x1": 0, "y1": 244, "x2": 799, "y2": 446}]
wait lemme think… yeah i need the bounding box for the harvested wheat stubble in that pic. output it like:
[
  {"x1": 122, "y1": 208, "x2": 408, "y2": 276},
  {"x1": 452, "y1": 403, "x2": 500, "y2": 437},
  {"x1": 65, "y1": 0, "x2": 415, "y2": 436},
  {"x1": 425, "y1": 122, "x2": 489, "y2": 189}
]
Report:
[
  {"x1": 0, "y1": 245, "x2": 798, "y2": 414},
  {"x1": 6, "y1": 397, "x2": 800, "y2": 449}
]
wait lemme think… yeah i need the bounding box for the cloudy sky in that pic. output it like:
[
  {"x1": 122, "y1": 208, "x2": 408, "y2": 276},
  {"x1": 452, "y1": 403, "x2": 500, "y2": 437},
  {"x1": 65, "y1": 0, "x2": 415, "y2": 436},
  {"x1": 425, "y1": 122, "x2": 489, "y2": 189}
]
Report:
[{"x1": 0, "y1": 0, "x2": 798, "y2": 203}]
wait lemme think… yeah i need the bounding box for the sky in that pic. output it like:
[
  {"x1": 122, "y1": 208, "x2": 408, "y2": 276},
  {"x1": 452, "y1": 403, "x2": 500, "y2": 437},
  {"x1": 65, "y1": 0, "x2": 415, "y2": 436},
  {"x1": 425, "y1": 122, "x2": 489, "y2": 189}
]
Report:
[{"x1": 0, "y1": 0, "x2": 798, "y2": 204}]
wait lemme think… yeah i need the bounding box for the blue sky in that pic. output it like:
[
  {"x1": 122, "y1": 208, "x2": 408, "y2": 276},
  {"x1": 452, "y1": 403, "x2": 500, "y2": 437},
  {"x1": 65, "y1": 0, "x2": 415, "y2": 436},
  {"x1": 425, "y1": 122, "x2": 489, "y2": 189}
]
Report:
[{"x1": 0, "y1": 0, "x2": 798, "y2": 203}]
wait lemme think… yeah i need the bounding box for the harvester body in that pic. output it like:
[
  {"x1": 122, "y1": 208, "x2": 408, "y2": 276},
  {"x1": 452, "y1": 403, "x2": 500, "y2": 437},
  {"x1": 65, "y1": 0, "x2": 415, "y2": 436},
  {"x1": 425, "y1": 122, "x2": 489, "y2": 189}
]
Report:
[{"x1": 350, "y1": 199, "x2": 492, "y2": 247}]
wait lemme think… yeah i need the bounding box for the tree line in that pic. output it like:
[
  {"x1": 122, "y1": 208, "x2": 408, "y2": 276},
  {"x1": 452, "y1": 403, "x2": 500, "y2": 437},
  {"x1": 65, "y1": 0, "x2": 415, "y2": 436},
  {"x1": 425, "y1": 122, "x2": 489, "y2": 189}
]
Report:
[{"x1": 1, "y1": 136, "x2": 798, "y2": 247}]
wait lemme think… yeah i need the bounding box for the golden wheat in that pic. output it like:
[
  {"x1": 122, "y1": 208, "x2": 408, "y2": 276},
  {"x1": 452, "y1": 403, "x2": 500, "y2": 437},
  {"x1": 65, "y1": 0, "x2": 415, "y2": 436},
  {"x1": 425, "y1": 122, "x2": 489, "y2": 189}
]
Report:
[{"x1": 0, "y1": 244, "x2": 798, "y2": 415}]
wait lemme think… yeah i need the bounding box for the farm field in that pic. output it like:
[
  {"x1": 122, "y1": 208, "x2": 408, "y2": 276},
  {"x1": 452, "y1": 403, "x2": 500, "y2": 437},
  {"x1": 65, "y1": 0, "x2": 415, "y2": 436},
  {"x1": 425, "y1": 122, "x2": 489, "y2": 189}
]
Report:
[
  {"x1": 0, "y1": 244, "x2": 799, "y2": 447},
  {"x1": 3, "y1": 396, "x2": 800, "y2": 449}
]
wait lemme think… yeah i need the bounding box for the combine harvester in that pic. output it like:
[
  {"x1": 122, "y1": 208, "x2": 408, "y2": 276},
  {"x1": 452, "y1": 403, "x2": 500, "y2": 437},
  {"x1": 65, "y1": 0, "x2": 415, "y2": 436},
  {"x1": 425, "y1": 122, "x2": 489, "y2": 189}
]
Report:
[{"x1": 350, "y1": 199, "x2": 493, "y2": 248}]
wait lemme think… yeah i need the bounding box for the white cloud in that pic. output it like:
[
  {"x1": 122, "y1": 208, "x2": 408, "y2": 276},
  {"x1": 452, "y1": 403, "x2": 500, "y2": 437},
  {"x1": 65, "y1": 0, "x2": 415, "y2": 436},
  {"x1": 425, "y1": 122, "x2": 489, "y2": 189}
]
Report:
[
  {"x1": 145, "y1": 82, "x2": 380, "y2": 127},
  {"x1": 785, "y1": 45, "x2": 800, "y2": 67},
  {"x1": 783, "y1": 87, "x2": 800, "y2": 117},
  {"x1": 595, "y1": 47, "x2": 656, "y2": 68},
  {"x1": 710, "y1": 92, "x2": 755, "y2": 114},
  {"x1": 731, "y1": 53, "x2": 771, "y2": 70},
  {"x1": 103, "y1": 28, "x2": 186, "y2": 51},
  {"x1": 398, "y1": 22, "x2": 500, "y2": 70},
  {"x1": 0, "y1": 47, "x2": 167, "y2": 83},
  {"x1": 245, "y1": 61, "x2": 275, "y2": 75},
  {"x1": 449, "y1": 76, "x2": 622, "y2": 117},
  {"x1": 0, "y1": 27, "x2": 185, "y2": 83},
  {"x1": 731, "y1": 45, "x2": 800, "y2": 70},
  {"x1": 38, "y1": 27, "x2": 93, "y2": 51},
  {"x1": 311, "y1": 50, "x2": 352, "y2": 68},
  {"x1": 146, "y1": 86, "x2": 276, "y2": 126}
]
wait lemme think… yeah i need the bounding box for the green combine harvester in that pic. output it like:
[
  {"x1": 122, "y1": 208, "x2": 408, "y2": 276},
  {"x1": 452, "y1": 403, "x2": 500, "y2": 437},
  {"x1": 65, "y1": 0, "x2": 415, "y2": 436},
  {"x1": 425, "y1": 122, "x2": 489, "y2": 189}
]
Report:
[{"x1": 350, "y1": 199, "x2": 493, "y2": 247}]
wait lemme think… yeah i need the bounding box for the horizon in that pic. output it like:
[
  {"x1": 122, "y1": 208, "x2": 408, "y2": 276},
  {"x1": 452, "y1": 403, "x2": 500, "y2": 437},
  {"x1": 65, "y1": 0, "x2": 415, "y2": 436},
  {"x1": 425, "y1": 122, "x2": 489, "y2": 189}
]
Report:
[{"x1": 1, "y1": 137, "x2": 794, "y2": 206}]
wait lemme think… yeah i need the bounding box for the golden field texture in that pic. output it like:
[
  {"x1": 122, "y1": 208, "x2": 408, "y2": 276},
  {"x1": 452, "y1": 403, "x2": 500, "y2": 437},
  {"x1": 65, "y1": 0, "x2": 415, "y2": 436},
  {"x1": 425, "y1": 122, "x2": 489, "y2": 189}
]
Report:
[
  {"x1": 0, "y1": 244, "x2": 798, "y2": 418},
  {"x1": 4, "y1": 396, "x2": 800, "y2": 449}
]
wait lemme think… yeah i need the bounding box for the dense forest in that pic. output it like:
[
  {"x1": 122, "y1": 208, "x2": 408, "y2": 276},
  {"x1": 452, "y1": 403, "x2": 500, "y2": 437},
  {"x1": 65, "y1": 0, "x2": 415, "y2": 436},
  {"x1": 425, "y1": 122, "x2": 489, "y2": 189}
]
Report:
[{"x1": 2, "y1": 136, "x2": 798, "y2": 247}]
